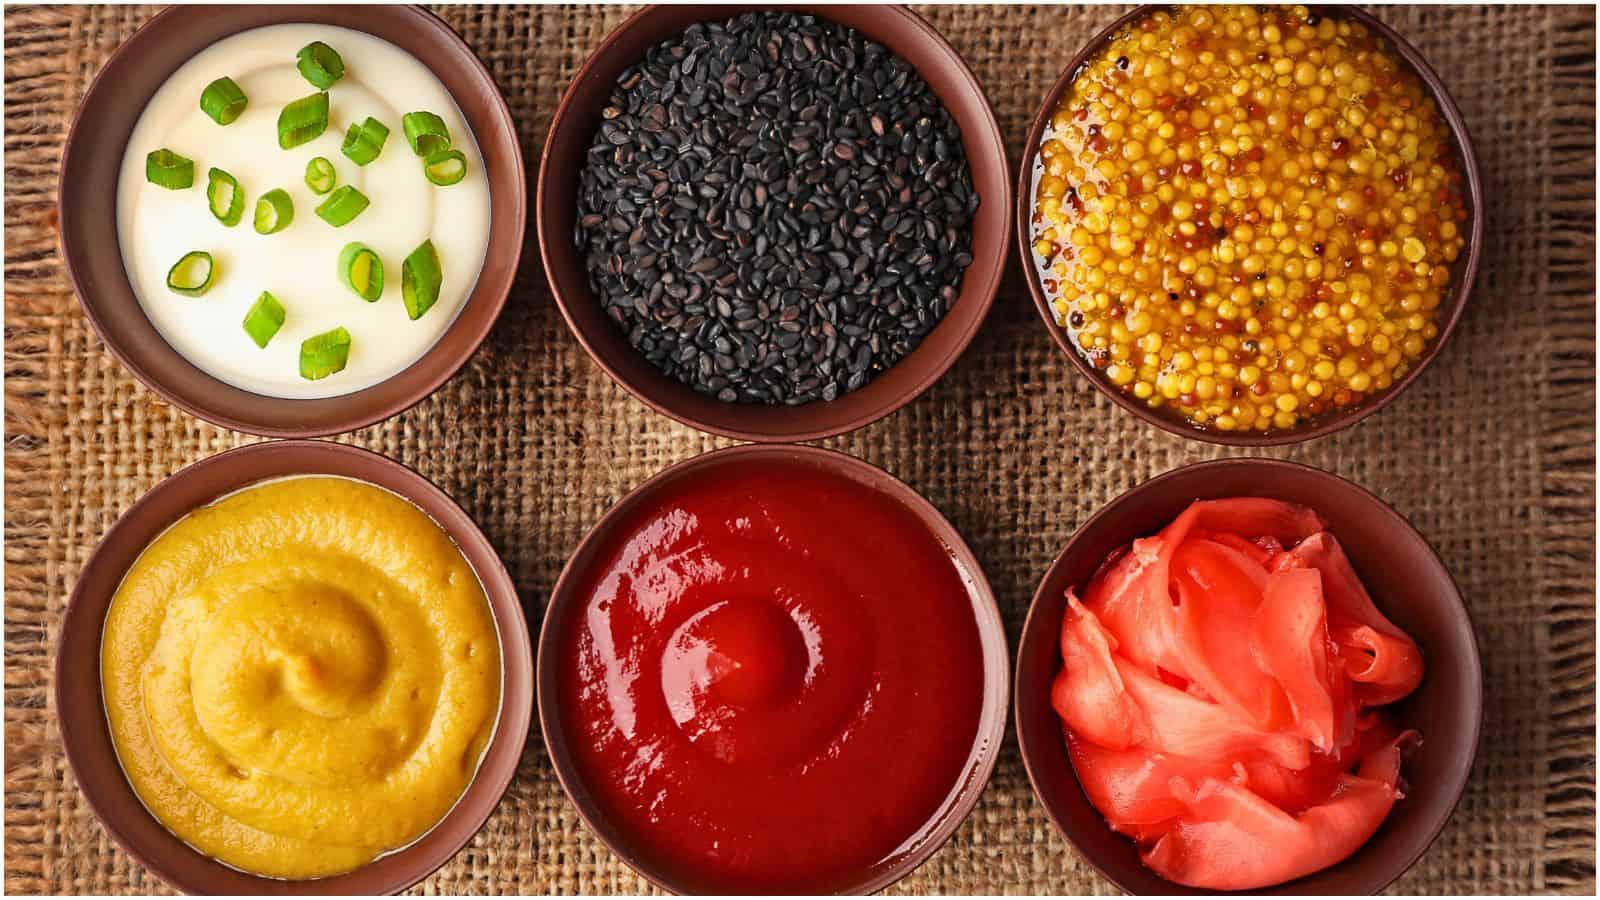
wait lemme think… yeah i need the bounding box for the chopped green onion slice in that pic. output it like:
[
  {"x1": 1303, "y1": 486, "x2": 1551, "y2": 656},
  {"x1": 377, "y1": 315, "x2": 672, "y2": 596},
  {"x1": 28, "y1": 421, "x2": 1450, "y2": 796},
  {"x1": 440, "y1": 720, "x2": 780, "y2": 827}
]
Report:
[
  {"x1": 300, "y1": 326, "x2": 352, "y2": 380},
  {"x1": 315, "y1": 185, "x2": 369, "y2": 227},
  {"x1": 145, "y1": 149, "x2": 194, "y2": 189},
  {"x1": 338, "y1": 242, "x2": 384, "y2": 301},
  {"x1": 166, "y1": 251, "x2": 215, "y2": 296},
  {"x1": 199, "y1": 76, "x2": 247, "y2": 125},
  {"x1": 340, "y1": 116, "x2": 390, "y2": 166},
  {"x1": 295, "y1": 41, "x2": 345, "y2": 90},
  {"x1": 305, "y1": 156, "x2": 336, "y2": 195},
  {"x1": 242, "y1": 291, "x2": 286, "y2": 348},
  {"x1": 402, "y1": 111, "x2": 451, "y2": 157},
  {"x1": 206, "y1": 168, "x2": 244, "y2": 227},
  {"x1": 253, "y1": 189, "x2": 294, "y2": 234},
  {"x1": 423, "y1": 149, "x2": 467, "y2": 186},
  {"x1": 277, "y1": 91, "x2": 329, "y2": 149},
  {"x1": 401, "y1": 239, "x2": 442, "y2": 320}
]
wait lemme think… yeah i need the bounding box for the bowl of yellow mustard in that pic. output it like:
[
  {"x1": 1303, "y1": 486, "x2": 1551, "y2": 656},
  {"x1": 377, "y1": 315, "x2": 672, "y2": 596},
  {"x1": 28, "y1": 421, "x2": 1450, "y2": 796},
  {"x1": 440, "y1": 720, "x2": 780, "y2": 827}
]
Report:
[{"x1": 57, "y1": 440, "x2": 532, "y2": 893}]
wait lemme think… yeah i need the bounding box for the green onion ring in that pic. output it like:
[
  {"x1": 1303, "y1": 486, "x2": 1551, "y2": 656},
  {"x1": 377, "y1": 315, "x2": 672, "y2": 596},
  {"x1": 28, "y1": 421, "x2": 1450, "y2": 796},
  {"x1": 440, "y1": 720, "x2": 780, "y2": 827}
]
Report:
[
  {"x1": 304, "y1": 156, "x2": 337, "y2": 195},
  {"x1": 145, "y1": 149, "x2": 194, "y2": 189},
  {"x1": 206, "y1": 167, "x2": 245, "y2": 227},
  {"x1": 299, "y1": 326, "x2": 352, "y2": 380},
  {"x1": 166, "y1": 251, "x2": 216, "y2": 296},
  {"x1": 242, "y1": 291, "x2": 286, "y2": 348},
  {"x1": 277, "y1": 91, "x2": 329, "y2": 149},
  {"x1": 295, "y1": 41, "x2": 345, "y2": 90},
  {"x1": 199, "y1": 76, "x2": 248, "y2": 125},
  {"x1": 402, "y1": 111, "x2": 451, "y2": 157},
  {"x1": 401, "y1": 239, "x2": 442, "y2": 320},
  {"x1": 315, "y1": 185, "x2": 369, "y2": 227},
  {"x1": 253, "y1": 189, "x2": 294, "y2": 234},
  {"x1": 340, "y1": 116, "x2": 390, "y2": 167},
  {"x1": 338, "y1": 242, "x2": 384, "y2": 301},
  {"x1": 423, "y1": 149, "x2": 467, "y2": 186}
]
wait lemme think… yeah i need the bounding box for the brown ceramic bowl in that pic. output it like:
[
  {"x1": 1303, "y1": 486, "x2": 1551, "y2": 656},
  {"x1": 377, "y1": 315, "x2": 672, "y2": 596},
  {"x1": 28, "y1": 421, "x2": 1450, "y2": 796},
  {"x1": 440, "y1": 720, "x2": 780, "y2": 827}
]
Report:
[
  {"x1": 58, "y1": 4, "x2": 525, "y2": 438},
  {"x1": 538, "y1": 5, "x2": 1011, "y2": 442},
  {"x1": 537, "y1": 443, "x2": 1010, "y2": 893},
  {"x1": 1014, "y1": 458, "x2": 1482, "y2": 894},
  {"x1": 1016, "y1": 5, "x2": 1484, "y2": 446},
  {"x1": 55, "y1": 440, "x2": 534, "y2": 894}
]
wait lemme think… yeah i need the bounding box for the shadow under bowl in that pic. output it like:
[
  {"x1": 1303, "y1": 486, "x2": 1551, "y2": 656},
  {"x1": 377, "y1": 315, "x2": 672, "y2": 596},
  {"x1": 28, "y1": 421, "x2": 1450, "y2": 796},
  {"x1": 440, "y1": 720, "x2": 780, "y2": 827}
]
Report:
[
  {"x1": 56, "y1": 440, "x2": 534, "y2": 895},
  {"x1": 536, "y1": 443, "x2": 1010, "y2": 893},
  {"x1": 1014, "y1": 457, "x2": 1482, "y2": 894},
  {"x1": 59, "y1": 3, "x2": 526, "y2": 438},
  {"x1": 1015, "y1": 5, "x2": 1484, "y2": 446},
  {"x1": 538, "y1": 4, "x2": 1011, "y2": 442}
]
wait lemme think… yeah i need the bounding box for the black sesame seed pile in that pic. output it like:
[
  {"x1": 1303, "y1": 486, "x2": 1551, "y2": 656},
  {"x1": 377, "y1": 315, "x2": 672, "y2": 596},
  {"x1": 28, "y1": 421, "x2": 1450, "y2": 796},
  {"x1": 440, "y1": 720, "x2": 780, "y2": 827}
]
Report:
[{"x1": 575, "y1": 11, "x2": 979, "y2": 406}]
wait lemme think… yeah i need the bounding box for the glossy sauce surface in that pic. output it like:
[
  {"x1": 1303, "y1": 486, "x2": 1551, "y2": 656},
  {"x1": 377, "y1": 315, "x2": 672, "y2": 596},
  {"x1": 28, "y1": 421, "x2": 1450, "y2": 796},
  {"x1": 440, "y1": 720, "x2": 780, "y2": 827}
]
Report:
[
  {"x1": 101, "y1": 476, "x2": 500, "y2": 879},
  {"x1": 558, "y1": 459, "x2": 986, "y2": 892}
]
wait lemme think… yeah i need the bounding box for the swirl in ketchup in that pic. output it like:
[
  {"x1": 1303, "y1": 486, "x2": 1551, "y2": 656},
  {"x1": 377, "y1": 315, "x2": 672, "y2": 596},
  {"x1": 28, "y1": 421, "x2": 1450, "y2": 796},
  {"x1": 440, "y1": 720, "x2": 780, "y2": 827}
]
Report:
[{"x1": 557, "y1": 458, "x2": 987, "y2": 892}]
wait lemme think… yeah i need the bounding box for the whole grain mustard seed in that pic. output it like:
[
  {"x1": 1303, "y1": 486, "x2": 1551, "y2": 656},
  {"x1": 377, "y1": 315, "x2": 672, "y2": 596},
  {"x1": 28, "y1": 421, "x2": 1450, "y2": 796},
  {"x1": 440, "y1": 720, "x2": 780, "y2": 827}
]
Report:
[{"x1": 1031, "y1": 4, "x2": 1468, "y2": 433}]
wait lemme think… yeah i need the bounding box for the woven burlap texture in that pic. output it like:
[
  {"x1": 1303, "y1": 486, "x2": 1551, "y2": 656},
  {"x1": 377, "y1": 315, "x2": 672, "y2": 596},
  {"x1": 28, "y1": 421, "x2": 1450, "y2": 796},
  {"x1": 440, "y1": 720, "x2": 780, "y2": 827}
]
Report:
[{"x1": 4, "y1": 4, "x2": 1595, "y2": 895}]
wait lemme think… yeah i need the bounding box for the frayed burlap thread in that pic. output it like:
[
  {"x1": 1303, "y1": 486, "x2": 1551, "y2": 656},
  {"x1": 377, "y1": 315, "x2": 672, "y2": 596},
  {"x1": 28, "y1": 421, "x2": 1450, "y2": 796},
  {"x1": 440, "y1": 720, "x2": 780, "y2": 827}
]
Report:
[{"x1": 5, "y1": 4, "x2": 1594, "y2": 895}]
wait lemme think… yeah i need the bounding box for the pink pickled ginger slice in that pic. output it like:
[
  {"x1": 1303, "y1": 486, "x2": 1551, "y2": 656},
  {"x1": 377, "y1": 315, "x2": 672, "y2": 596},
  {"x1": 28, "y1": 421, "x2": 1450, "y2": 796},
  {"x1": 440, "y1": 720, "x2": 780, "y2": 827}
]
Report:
[
  {"x1": 1142, "y1": 736, "x2": 1411, "y2": 890},
  {"x1": 1251, "y1": 567, "x2": 1340, "y2": 752},
  {"x1": 1052, "y1": 593, "x2": 1147, "y2": 750}
]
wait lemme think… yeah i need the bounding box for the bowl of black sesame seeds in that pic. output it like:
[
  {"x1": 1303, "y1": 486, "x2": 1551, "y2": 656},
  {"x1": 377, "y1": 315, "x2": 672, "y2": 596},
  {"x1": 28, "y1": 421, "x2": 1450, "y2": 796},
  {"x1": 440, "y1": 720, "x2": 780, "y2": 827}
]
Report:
[{"x1": 538, "y1": 4, "x2": 1010, "y2": 442}]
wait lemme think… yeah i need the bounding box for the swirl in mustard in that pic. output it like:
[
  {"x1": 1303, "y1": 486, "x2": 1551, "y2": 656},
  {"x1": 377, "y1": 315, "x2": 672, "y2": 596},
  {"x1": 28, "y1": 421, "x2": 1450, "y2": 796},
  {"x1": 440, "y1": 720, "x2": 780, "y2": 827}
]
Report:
[{"x1": 102, "y1": 476, "x2": 500, "y2": 879}]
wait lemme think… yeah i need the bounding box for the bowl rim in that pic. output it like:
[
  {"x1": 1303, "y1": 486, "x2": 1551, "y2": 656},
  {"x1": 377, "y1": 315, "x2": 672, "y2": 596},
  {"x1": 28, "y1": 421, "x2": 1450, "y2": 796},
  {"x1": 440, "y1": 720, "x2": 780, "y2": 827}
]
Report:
[
  {"x1": 536, "y1": 3, "x2": 1013, "y2": 443},
  {"x1": 1013, "y1": 4, "x2": 1485, "y2": 447},
  {"x1": 535, "y1": 442, "x2": 1012, "y2": 893},
  {"x1": 57, "y1": 3, "x2": 527, "y2": 439},
  {"x1": 54, "y1": 439, "x2": 534, "y2": 895},
  {"x1": 1013, "y1": 456, "x2": 1484, "y2": 894}
]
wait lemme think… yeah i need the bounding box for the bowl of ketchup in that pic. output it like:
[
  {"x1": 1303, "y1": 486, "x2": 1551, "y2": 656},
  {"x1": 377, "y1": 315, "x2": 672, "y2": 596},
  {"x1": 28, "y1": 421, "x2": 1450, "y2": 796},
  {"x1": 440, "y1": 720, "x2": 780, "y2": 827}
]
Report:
[
  {"x1": 538, "y1": 444, "x2": 1009, "y2": 893},
  {"x1": 1015, "y1": 458, "x2": 1482, "y2": 894}
]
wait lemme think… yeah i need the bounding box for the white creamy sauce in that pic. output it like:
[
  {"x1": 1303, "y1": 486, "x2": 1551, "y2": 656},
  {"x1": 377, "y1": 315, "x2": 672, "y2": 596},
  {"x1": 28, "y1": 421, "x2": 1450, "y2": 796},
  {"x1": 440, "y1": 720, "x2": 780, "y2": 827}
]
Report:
[{"x1": 116, "y1": 24, "x2": 490, "y2": 399}]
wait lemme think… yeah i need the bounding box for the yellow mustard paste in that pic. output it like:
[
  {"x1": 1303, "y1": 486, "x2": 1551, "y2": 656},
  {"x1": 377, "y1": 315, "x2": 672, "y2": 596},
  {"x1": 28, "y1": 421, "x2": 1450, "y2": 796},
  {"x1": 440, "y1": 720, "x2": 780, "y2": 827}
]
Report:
[{"x1": 101, "y1": 476, "x2": 500, "y2": 879}]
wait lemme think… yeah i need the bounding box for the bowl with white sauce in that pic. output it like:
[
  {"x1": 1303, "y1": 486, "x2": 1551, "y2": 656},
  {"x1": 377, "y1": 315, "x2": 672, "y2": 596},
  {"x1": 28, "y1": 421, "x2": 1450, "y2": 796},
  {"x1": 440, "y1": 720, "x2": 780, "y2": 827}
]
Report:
[{"x1": 60, "y1": 4, "x2": 524, "y2": 437}]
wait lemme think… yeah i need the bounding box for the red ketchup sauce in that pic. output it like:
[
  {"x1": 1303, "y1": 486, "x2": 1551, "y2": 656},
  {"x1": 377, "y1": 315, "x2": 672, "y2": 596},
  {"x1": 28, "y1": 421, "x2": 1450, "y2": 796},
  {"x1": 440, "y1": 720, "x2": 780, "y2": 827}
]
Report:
[{"x1": 557, "y1": 459, "x2": 986, "y2": 892}]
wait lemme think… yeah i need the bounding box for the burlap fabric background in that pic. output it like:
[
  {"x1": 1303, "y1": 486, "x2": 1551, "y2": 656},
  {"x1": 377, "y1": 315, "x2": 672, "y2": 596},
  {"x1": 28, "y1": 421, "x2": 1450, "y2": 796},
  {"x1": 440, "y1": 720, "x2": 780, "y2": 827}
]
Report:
[{"x1": 3, "y1": 3, "x2": 1595, "y2": 895}]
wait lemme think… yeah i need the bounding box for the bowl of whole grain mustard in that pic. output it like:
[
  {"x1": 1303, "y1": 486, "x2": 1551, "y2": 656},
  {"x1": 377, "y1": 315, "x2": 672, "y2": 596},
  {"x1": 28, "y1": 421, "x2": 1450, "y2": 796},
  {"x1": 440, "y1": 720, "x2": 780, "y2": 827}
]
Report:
[{"x1": 1018, "y1": 5, "x2": 1481, "y2": 445}]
